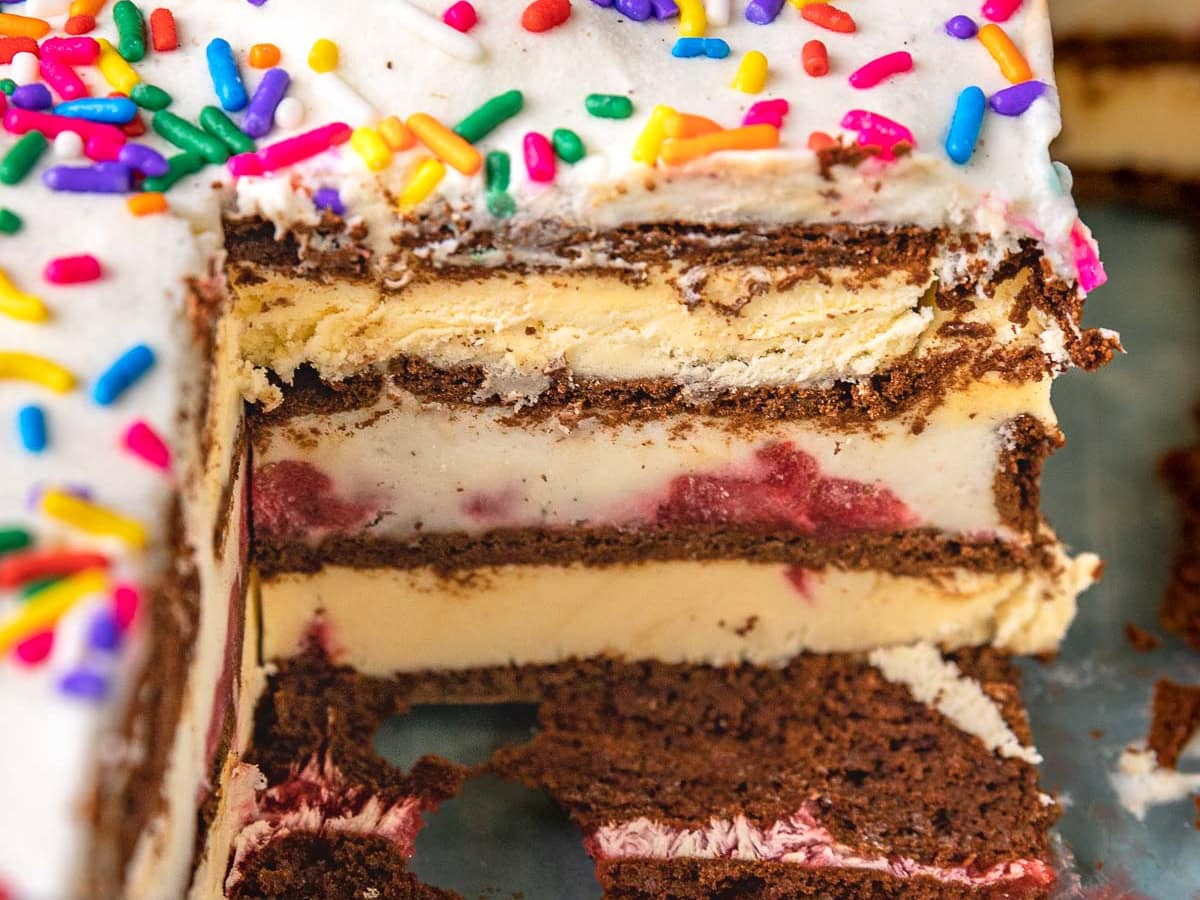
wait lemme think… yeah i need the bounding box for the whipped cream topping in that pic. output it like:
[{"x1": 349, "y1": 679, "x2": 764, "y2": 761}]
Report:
[{"x1": 589, "y1": 805, "x2": 1055, "y2": 888}]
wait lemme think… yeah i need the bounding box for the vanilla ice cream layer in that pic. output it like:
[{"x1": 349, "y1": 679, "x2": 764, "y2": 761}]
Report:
[
  {"x1": 260, "y1": 545, "x2": 1096, "y2": 670},
  {"x1": 251, "y1": 377, "x2": 1053, "y2": 547},
  {"x1": 1056, "y1": 63, "x2": 1200, "y2": 180},
  {"x1": 233, "y1": 266, "x2": 1066, "y2": 390}
]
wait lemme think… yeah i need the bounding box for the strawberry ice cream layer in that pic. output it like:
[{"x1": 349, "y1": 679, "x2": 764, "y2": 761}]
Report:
[
  {"x1": 251, "y1": 377, "x2": 1054, "y2": 549},
  {"x1": 589, "y1": 807, "x2": 1055, "y2": 892}
]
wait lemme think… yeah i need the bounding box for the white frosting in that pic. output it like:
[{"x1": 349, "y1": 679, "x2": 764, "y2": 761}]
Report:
[
  {"x1": 1110, "y1": 744, "x2": 1200, "y2": 821},
  {"x1": 868, "y1": 641, "x2": 1042, "y2": 764}
]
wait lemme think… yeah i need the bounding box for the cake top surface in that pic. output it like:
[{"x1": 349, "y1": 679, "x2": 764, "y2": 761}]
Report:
[{"x1": 0, "y1": 0, "x2": 1097, "y2": 895}]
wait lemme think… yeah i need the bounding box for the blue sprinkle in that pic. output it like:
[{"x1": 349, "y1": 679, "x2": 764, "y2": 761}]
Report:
[
  {"x1": 54, "y1": 97, "x2": 139, "y2": 124},
  {"x1": 93, "y1": 343, "x2": 155, "y2": 406},
  {"x1": 946, "y1": 85, "x2": 986, "y2": 165},
  {"x1": 88, "y1": 609, "x2": 122, "y2": 652},
  {"x1": 313, "y1": 187, "x2": 345, "y2": 217},
  {"x1": 671, "y1": 37, "x2": 705, "y2": 58},
  {"x1": 16, "y1": 404, "x2": 46, "y2": 453},
  {"x1": 989, "y1": 81, "x2": 1047, "y2": 117},
  {"x1": 702, "y1": 38, "x2": 730, "y2": 59},
  {"x1": 59, "y1": 667, "x2": 110, "y2": 701},
  {"x1": 206, "y1": 38, "x2": 248, "y2": 112},
  {"x1": 11, "y1": 83, "x2": 52, "y2": 111},
  {"x1": 649, "y1": 0, "x2": 677, "y2": 18},
  {"x1": 242, "y1": 67, "x2": 290, "y2": 139},
  {"x1": 118, "y1": 142, "x2": 170, "y2": 177},
  {"x1": 945, "y1": 14, "x2": 977, "y2": 38},
  {"x1": 745, "y1": 0, "x2": 784, "y2": 25},
  {"x1": 615, "y1": 0, "x2": 652, "y2": 19}
]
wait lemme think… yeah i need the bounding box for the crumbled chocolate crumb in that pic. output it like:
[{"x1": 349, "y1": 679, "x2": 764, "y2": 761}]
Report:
[
  {"x1": 1147, "y1": 678, "x2": 1200, "y2": 769},
  {"x1": 1123, "y1": 622, "x2": 1161, "y2": 653}
]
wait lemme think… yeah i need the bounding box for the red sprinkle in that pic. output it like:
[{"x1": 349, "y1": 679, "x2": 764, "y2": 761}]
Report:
[
  {"x1": 800, "y1": 2, "x2": 855, "y2": 33},
  {"x1": 443, "y1": 0, "x2": 478, "y2": 32},
  {"x1": 64, "y1": 15, "x2": 97, "y2": 35},
  {"x1": 521, "y1": 0, "x2": 570, "y2": 33},
  {"x1": 0, "y1": 37, "x2": 38, "y2": 64},
  {"x1": 802, "y1": 39, "x2": 828, "y2": 76},
  {"x1": 0, "y1": 550, "x2": 109, "y2": 589},
  {"x1": 149, "y1": 8, "x2": 177, "y2": 51}
]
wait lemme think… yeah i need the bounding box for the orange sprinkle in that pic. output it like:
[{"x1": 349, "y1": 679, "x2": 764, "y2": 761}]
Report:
[
  {"x1": 406, "y1": 113, "x2": 482, "y2": 175},
  {"x1": 378, "y1": 115, "x2": 416, "y2": 151},
  {"x1": 149, "y1": 8, "x2": 178, "y2": 52},
  {"x1": 801, "y1": 39, "x2": 829, "y2": 76},
  {"x1": 799, "y1": 3, "x2": 854, "y2": 33},
  {"x1": 127, "y1": 192, "x2": 168, "y2": 216},
  {"x1": 69, "y1": 0, "x2": 106, "y2": 14},
  {"x1": 249, "y1": 42, "x2": 281, "y2": 68},
  {"x1": 977, "y1": 23, "x2": 1032, "y2": 83},
  {"x1": 64, "y1": 14, "x2": 96, "y2": 34},
  {"x1": 660, "y1": 124, "x2": 779, "y2": 165},
  {"x1": 807, "y1": 130, "x2": 836, "y2": 151},
  {"x1": 663, "y1": 113, "x2": 723, "y2": 140},
  {"x1": 0, "y1": 13, "x2": 51, "y2": 39}
]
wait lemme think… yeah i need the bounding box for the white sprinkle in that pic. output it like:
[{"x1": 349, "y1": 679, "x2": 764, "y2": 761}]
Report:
[
  {"x1": 393, "y1": 0, "x2": 484, "y2": 62},
  {"x1": 311, "y1": 73, "x2": 375, "y2": 128},
  {"x1": 274, "y1": 97, "x2": 306, "y2": 131},
  {"x1": 53, "y1": 131, "x2": 84, "y2": 161},
  {"x1": 705, "y1": 0, "x2": 731, "y2": 26},
  {"x1": 11, "y1": 52, "x2": 40, "y2": 85}
]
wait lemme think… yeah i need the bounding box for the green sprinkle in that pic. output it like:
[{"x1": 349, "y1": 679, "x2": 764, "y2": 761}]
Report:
[
  {"x1": 484, "y1": 150, "x2": 510, "y2": 193},
  {"x1": 0, "y1": 527, "x2": 32, "y2": 556},
  {"x1": 0, "y1": 132, "x2": 48, "y2": 186},
  {"x1": 199, "y1": 106, "x2": 256, "y2": 155},
  {"x1": 0, "y1": 208, "x2": 21, "y2": 235},
  {"x1": 0, "y1": 79, "x2": 15, "y2": 96},
  {"x1": 552, "y1": 128, "x2": 585, "y2": 164},
  {"x1": 585, "y1": 93, "x2": 634, "y2": 119},
  {"x1": 486, "y1": 191, "x2": 516, "y2": 219},
  {"x1": 142, "y1": 151, "x2": 205, "y2": 192},
  {"x1": 453, "y1": 89, "x2": 524, "y2": 144},
  {"x1": 130, "y1": 82, "x2": 172, "y2": 110},
  {"x1": 20, "y1": 576, "x2": 60, "y2": 601},
  {"x1": 113, "y1": 0, "x2": 147, "y2": 62},
  {"x1": 153, "y1": 111, "x2": 229, "y2": 165}
]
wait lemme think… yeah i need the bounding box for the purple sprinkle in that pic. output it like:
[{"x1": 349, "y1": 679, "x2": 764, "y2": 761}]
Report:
[
  {"x1": 649, "y1": 0, "x2": 677, "y2": 18},
  {"x1": 242, "y1": 67, "x2": 290, "y2": 139},
  {"x1": 590, "y1": 0, "x2": 615, "y2": 7},
  {"x1": 745, "y1": 0, "x2": 784, "y2": 25},
  {"x1": 945, "y1": 15, "x2": 977, "y2": 39},
  {"x1": 989, "y1": 80, "x2": 1047, "y2": 116},
  {"x1": 26, "y1": 482, "x2": 91, "y2": 511},
  {"x1": 11, "y1": 83, "x2": 52, "y2": 111},
  {"x1": 118, "y1": 142, "x2": 169, "y2": 177},
  {"x1": 614, "y1": 0, "x2": 652, "y2": 20},
  {"x1": 313, "y1": 187, "x2": 344, "y2": 217},
  {"x1": 246, "y1": 0, "x2": 269, "y2": 5},
  {"x1": 87, "y1": 610, "x2": 122, "y2": 653},
  {"x1": 58, "y1": 668, "x2": 109, "y2": 701},
  {"x1": 43, "y1": 162, "x2": 132, "y2": 194}
]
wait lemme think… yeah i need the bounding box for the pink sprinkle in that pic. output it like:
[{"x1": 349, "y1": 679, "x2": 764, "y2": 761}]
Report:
[
  {"x1": 44, "y1": 254, "x2": 102, "y2": 285},
  {"x1": 981, "y1": 0, "x2": 1021, "y2": 22},
  {"x1": 84, "y1": 133, "x2": 124, "y2": 162},
  {"x1": 443, "y1": 0, "x2": 478, "y2": 32},
  {"x1": 112, "y1": 582, "x2": 139, "y2": 632},
  {"x1": 39, "y1": 37, "x2": 100, "y2": 65},
  {"x1": 231, "y1": 122, "x2": 352, "y2": 176},
  {"x1": 227, "y1": 152, "x2": 265, "y2": 177},
  {"x1": 841, "y1": 109, "x2": 915, "y2": 160},
  {"x1": 848, "y1": 51, "x2": 913, "y2": 89},
  {"x1": 1070, "y1": 220, "x2": 1106, "y2": 293},
  {"x1": 40, "y1": 57, "x2": 90, "y2": 102},
  {"x1": 122, "y1": 419, "x2": 171, "y2": 470},
  {"x1": 14, "y1": 630, "x2": 54, "y2": 666},
  {"x1": 523, "y1": 131, "x2": 555, "y2": 183},
  {"x1": 4, "y1": 107, "x2": 127, "y2": 145},
  {"x1": 743, "y1": 99, "x2": 789, "y2": 128}
]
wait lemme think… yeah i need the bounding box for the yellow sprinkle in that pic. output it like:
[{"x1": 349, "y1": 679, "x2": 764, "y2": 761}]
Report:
[
  {"x1": 731, "y1": 50, "x2": 768, "y2": 94},
  {"x1": 406, "y1": 113, "x2": 482, "y2": 176},
  {"x1": 350, "y1": 126, "x2": 392, "y2": 172},
  {"x1": 677, "y1": 0, "x2": 706, "y2": 36},
  {"x1": 398, "y1": 158, "x2": 446, "y2": 211},
  {"x1": 95, "y1": 38, "x2": 140, "y2": 93},
  {"x1": 378, "y1": 115, "x2": 415, "y2": 152},
  {"x1": 0, "y1": 351, "x2": 74, "y2": 392},
  {"x1": 0, "y1": 569, "x2": 108, "y2": 656},
  {"x1": 0, "y1": 267, "x2": 49, "y2": 323},
  {"x1": 308, "y1": 38, "x2": 339, "y2": 73},
  {"x1": 785, "y1": 0, "x2": 824, "y2": 6},
  {"x1": 41, "y1": 490, "x2": 147, "y2": 548},
  {"x1": 632, "y1": 104, "x2": 676, "y2": 165},
  {"x1": 977, "y1": 24, "x2": 1033, "y2": 84},
  {"x1": 69, "y1": 0, "x2": 106, "y2": 15}
]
